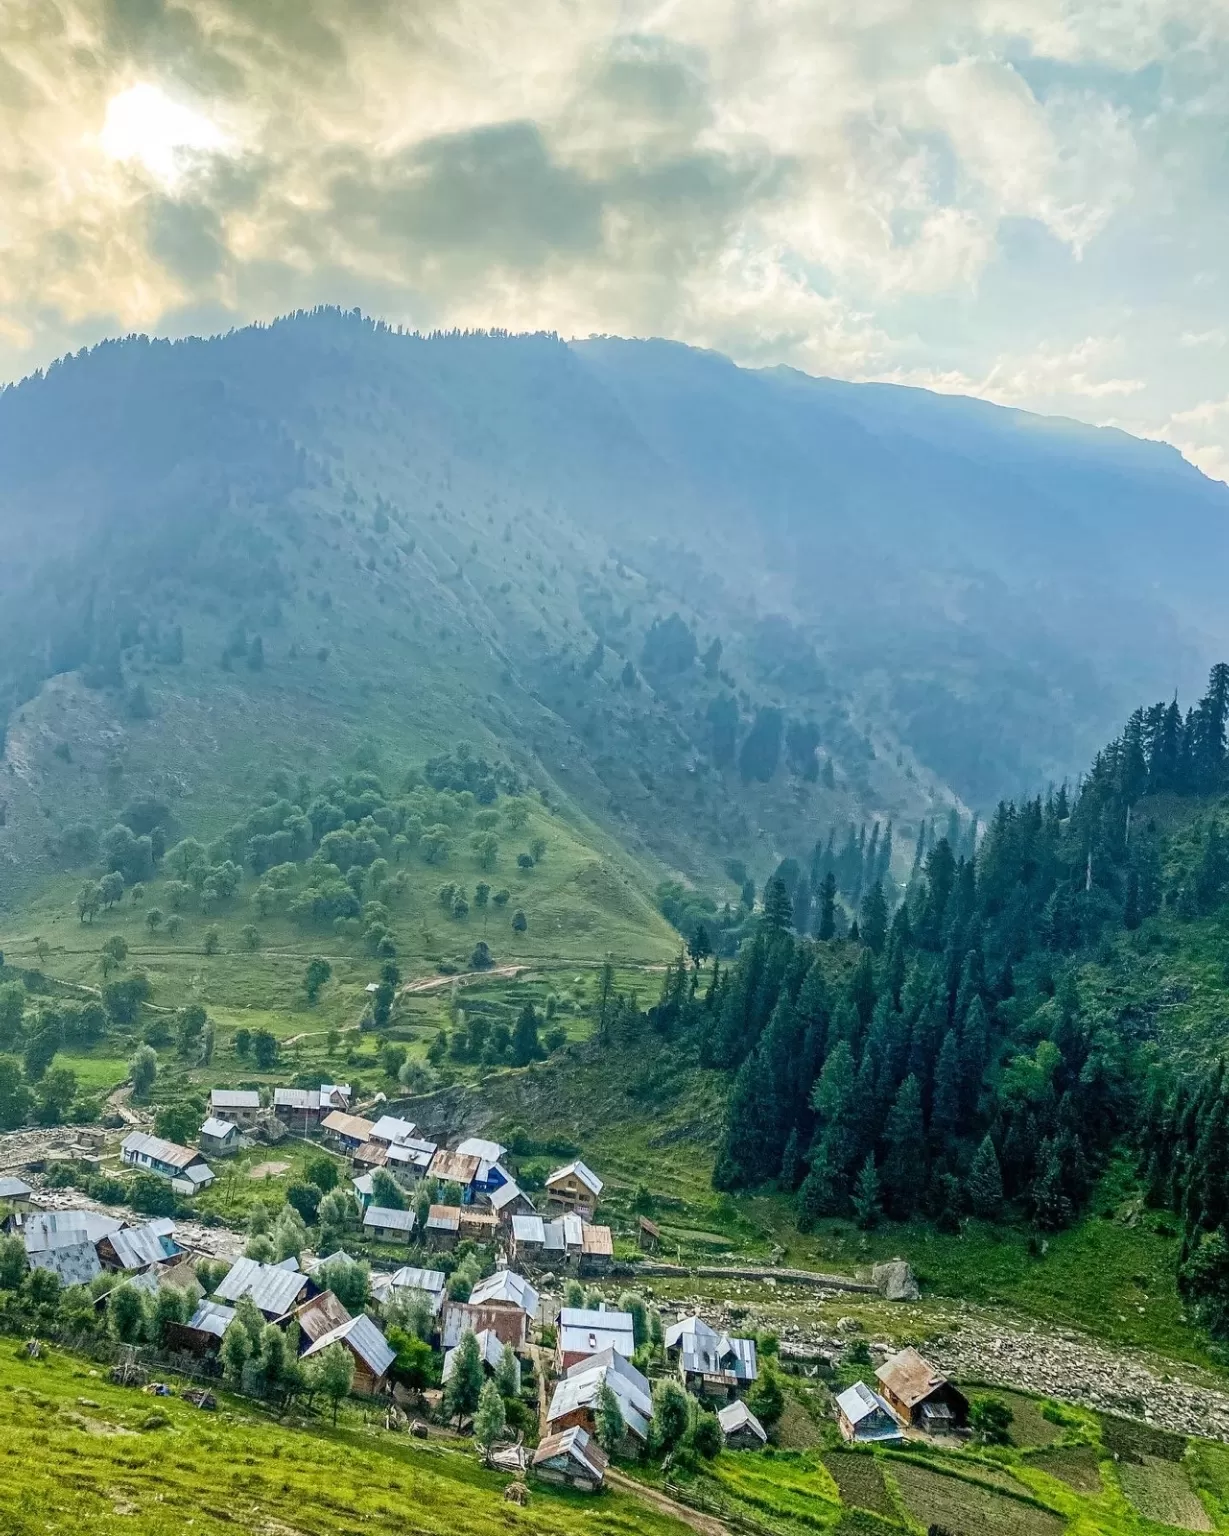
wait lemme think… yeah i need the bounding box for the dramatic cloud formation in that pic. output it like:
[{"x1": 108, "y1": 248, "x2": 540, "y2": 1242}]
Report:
[{"x1": 2, "y1": 0, "x2": 1227, "y2": 472}]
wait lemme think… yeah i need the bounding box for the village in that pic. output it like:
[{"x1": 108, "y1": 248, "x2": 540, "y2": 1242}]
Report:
[{"x1": 0, "y1": 1076, "x2": 983, "y2": 1500}]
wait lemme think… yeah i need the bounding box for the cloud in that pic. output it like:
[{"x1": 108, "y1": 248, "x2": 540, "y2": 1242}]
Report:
[{"x1": 0, "y1": 0, "x2": 1227, "y2": 477}]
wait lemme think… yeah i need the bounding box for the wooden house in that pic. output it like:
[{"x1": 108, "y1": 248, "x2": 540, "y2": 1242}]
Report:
[
  {"x1": 290, "y1": 1289, "x2": 352, "y2": 1349},
  {"x1": 199, "y1": 1117, "x2": 241, "y2": 1158},
  {"x1": 637, "y1": 1216, "x2": 661, "y2": 1253},
  {"x1": 458, "y1": 1207, "x2": 499, "y2": 1243},
  {"x1": 121, "y1": 1131, "x2": 214, "y2": 1193},
  {"x1": 719, "y1": 1400, "x2": 768, "y2": 1449},
  {"x1": 836, "y1": 1382, "x2": 905, "y2": 1444},
  {"x1": 363, "y1": 1205, "x2": 417, "y2": 1244},
  {"x1": 664, "y1": 1315, "x2": 758, "y2": 1397},
  {"x1": 209, "y1": 1089, "x2": 261, "y2": 1128},
  {"x1": 320, "y1": 1111, "x2": 375, "y2": 1153},
  {"x1": 301, "y1": 1314, "x2": 395, "y2": 1396},
  {"x1": 0, "y1": 1177, "x2": 33, "y2": 1212},
  {"x1": 424, "y1": 1204, "x2": 461, "y2": 1250},
  {"x1": 546, "y1": 1348, "x2": 652, "y2": 1451},
  {"x1": 532, "y1": 1427, "x2": 608, "y2": 1492},
  {"x1": 545, "y1": 1160, "x2": 603, "y2": 1216},
  {"x1": 874, "y1": 1348, "x2": 968, "y2": 1432}
]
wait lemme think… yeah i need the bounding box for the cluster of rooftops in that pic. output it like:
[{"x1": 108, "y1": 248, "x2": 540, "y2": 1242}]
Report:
[{"x1": 5, "y1": 1088, "x2": 788, "y2": 1487}]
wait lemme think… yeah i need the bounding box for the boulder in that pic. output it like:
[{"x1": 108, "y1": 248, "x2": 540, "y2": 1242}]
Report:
[{"x1": 872, "y1": 1260, "x2": 920, "y2": 1302}]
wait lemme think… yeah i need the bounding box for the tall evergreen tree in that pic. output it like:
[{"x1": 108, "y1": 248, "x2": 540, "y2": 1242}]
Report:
[
  {"x1": 762, "y1": 877, "x2": 794, "y2": 934},
  {"x1": 860, "y1": 880, "x2": 889, "y2": 955},
  {"x1": 881, "y1": 1075, "x2": 927, "y2": 1217},
  {"x1": 967, "y1": 1134, "x2": 1003, "y2": 1219}
]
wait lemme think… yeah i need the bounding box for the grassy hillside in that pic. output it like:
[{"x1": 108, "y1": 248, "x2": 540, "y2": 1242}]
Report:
[
  {"x1": 0, "y1": 316, "x2": 955, "y2": 910},
  {"x1": 6, "y1": 312, "x2": 1229, "y2": 912},
  {"x1": 0, "y1": 1342, "x2": 688, "y2": 1536}
]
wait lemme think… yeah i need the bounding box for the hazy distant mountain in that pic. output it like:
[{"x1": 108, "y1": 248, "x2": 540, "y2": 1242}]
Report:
[{"x1": 1, "y1": 310, "x2": 1224, "y2": 897}]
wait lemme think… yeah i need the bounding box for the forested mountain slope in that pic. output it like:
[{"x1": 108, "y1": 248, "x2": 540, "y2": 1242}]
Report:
[{"x1": 1, "y1": 310, "x2": 1226, "y2": 905}]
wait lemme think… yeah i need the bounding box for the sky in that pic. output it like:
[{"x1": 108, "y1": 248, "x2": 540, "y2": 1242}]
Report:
[{"x1": 3, "y1": 0, "x2": 1229, "y2": 477}]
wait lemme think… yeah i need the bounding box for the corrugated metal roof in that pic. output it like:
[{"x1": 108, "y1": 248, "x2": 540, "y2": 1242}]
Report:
[
  {"x1": 489, "y1": 1180, "x2": 531, "y2": 1213},
  {"x1": 718, "y1": 1401, "x2": 767, "y2": 1441},
  {"x1": 187, "y1": 1298, "x2": 236, "y2": 1339},
  {"x1": 455, "y1": 1137, "x2": 506, "y2": 1164},
  {"x1": 546, "y1": 1160, "x2": 604, "y2": 1198},
  {"x1": 511, "y1": 1215, "x2": 545, "y2": 1245},
  {"x1": 105, "y1": 1224, "x2": 183, "y2": 1271},
  {"x1": 558, "y1": 1308, "x2": 635, "y2": 1360},
  {"x1": 200, "y1": 1117, "x2": 238, "y2": 1140},
  {"x1": 547, "y1": 1356, "x2": 650, "y2": 1441},
  {"x1": 875, "y1": 1347, "x2": 948, "y2": 1409},
  {"x1": 352, "y1": 1141, "x2": 389, "y2": 1168},
  {"x1": 837, "y1": 1382, "x2": 902, "y2": 1439},
  {"x1": 363, "y1": 1205, "x2": 416, "y2": 1234},
  {"x1": 369, "y1": 1115, "x2": 416, "y2": 1144},
  {"x1": 0, "y1": 1177, "x2": 32, "y2": 1199},
  {"x1": 426, "y1": 1204, "x2": 460, "y2": 1231},
  {"x1": 384, "y1": 1139, "x2": 435, "y2": 1169},
  {"x1": 23, "y1": 1209, "x2": 123, "y2": 1250},
  {"x1": 121, "y1": 1131, "x2": 202, "y2": 1171},
  {"x1": 291, "y1": 1289, "x2": 352, "y2": 1344},
  {"x1": 210, "y1": 1089, "x2": 259, "y2": 1109},
  {"x1": 580, "y1": 1224, "x2": 612, "y2": 1256},
  {"x1": 213, "y1": 1256, "x2": 306, "y2": 1317},
  {"x1": 428, "y1": 1149, "x2": 481, "y2": 1185},
  {"x1": 389, "y1": 1265, "x2": 446, "y2": 1293},
  {"x1": 302, "y1": 1314, "x2": 395, "y2": 1377},
  {"x1": 28, "y1": 1237, "x2": 101, "y2": 1285},
  {"x1": 533, "y1": 1425, "x2": 608, "y2": 1480},
  {"x1": 320, "y1": 1111, "x2": 375, "y2": 1141},
  {"x1": 274, "y1": 1087, "x2": 320, "y2": 1109},
  {"x1": 665, "y1": 1315, "x2": 757, "y2": 1382},
  {"x1": 469, "y1": 1270, "x2": 539, "y2": 1316},
  {"x1": 565, "y1": 1346, "x2": 651, "y2": 1410}
]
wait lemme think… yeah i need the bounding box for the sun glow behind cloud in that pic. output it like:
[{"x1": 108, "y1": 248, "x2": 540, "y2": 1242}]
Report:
[
  {"x1": 2, "y1": 0, "x2": 1229, "y2": 478},
  {"x1": 99, "y1": 84, "x2": 230, "y2": 187}
]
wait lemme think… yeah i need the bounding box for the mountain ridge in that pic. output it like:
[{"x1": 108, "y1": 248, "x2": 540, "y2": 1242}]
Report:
[{"x1": 2, "y1": 309, "x2": 1226, "y2": 906}]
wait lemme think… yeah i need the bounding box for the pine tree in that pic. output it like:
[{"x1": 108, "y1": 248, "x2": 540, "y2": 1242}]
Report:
[
  {"x1": 967, "y1": 1134, "x2": 1003, "y2": 1219},
  {"x1": 851, "y1": 1154, "x2": 882, "y2": 1228},
  {"x1": 818, "y1": 873, "x2": 837, "y2": 941},
  {"x1": 882, "y1": 1075, "x2": 927, "y2": 1217},
  {"x1": 860, "y1": 880, "x2": 888, "y2": 955},
  {"x1": 811, "y1": 1040, "x2": 858, "y2": 1179},
  {"x1": 510, "y1": 1003, "x2": 541, "y2": 1066},
  {"x1": 762, "y1": 876, "x2": 793, "y2": 933},
  {"x1": 1031, "y1": 1138, "x2": 1073, "y2": 1231},
  {"x1": 796, "y1": 1142, "x2": 843, "y2": 1227},
  {"x1": 443, "y1": 1331, "x2": 485, "y2": 1426},
  {"x1": 474, "y1": 1377, "x2": 507, "y2": 1453},
  {"x1": 931, "y1": 1030, "x2": 963, "y2": 1147},
  {"x1": 595, "y1": 1381, "x2": 625, "y2": 1453}
]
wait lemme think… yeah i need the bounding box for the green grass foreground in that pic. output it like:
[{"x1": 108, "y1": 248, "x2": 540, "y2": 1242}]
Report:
[{"x1": 0, "y1": 1342, "x2": 686, "y2": 1536}]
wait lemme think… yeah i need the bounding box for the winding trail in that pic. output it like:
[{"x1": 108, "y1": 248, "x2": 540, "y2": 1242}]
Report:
[{"x1": 605, "y1": 1471, "x2": 729, "y2": 1536}]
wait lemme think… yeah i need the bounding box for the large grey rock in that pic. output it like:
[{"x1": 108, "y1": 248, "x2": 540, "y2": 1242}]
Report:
[{"x1": 873, "y1": 1260, "x2": 920, "y2": 1302}]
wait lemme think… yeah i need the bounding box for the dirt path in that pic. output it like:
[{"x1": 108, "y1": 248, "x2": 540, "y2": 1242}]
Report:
[
  {"x1": 400, "y1": 965, "x2": 528, "y2": 996},
  {"x1": 104, "y1": 1082, "x2": 146, "y2": 1127},
  {"x1": 606, "y1": 1471, "x2": 729, "y2": 1536}
]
